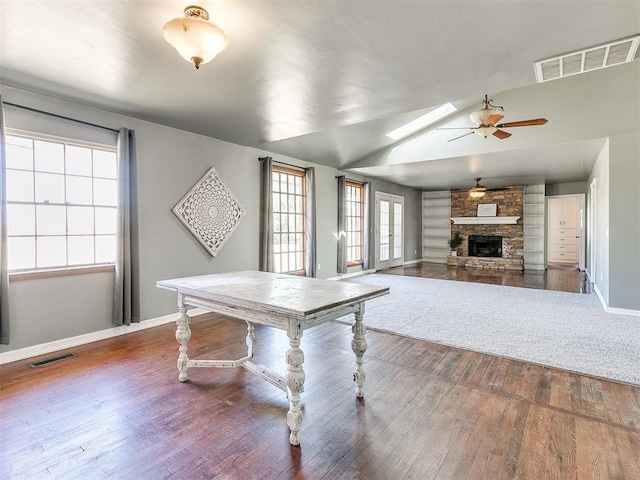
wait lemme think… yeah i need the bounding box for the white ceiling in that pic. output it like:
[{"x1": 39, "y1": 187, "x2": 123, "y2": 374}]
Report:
[{"x1": 1, "y1": 1, "x2": 638, "y2": 190}]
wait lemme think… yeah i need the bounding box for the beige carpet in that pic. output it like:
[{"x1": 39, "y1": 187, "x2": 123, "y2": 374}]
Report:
[{"x1": 339, "y1": 274, "x2": 640, "y2": 386}]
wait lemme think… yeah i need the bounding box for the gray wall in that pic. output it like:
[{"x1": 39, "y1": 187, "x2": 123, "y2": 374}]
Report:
[
  {"x1": 607, "y1": 133, "x2": 640, "y2": 310},
  {"x1": 1, "y1": 85, "x2": 423, "y2": 352},
  {"x1": 545, "y1": 182, "x2": 587, "y2": 196},
  {"x1": 8, "y1": 273, "x2": 114, "y2": 349}
]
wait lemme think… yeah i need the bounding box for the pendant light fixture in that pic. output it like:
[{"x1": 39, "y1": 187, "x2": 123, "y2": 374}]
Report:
[{"x1": 163, "y1": 5, "x2": 229, "y2": 70}]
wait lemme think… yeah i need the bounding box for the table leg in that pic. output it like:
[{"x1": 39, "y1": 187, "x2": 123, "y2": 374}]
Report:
[
  {"x1": 245, "y1": 321, "x2": 255, "y2": 358},
  {"x1": 351, "y1": 303, "x2": 367, "y2": 397},
  {"x1": 176, "y1": 302, "x2": 191, "y2": 382},
  {"x1": 285, "y1": 324, "x2": 305, "y2": 446}
]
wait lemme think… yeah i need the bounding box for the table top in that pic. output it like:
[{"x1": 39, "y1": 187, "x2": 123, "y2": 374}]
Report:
[{"x1": 157, "y1": 270, "x2": 389, "y2": 318}]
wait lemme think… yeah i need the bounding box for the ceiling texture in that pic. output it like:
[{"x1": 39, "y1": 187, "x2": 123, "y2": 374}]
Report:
[{"x1": 1, "y1": 1, "x2": 639, "y2": 191}]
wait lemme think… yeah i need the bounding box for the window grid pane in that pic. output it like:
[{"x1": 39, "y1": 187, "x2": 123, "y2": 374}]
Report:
[
  {"x1": 5, "y1": 134, "x2": 117, "y2": 271},
  {"x1": 379, "y1": 200, "x2": 390, "y2": 262},
  {"x1": 345, "y1": 182, "x2": 364, "y2": 265},
  {"x1": 393, "y1": 203, "x2": 403, "y2": 259},
  {"x1": 272, "y1": 166, "x2": 305, "y2": 274}
]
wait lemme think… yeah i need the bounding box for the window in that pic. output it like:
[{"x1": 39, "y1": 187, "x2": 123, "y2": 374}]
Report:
[
  {"x1": 272, "y1": 166, "x2": 305, "y2": 274},
  {"x1": 345, "y1": 181, "x2": 364, "y2": 265},
  {"x1": 5, "y1": 133, "x2": 118, "y2": 272}
]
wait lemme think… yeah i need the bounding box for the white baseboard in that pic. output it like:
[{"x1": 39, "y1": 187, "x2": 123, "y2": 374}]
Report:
[
  {"x1": 403, "y1": 259, "x2": 422, "y2": 266},
  {"x1": 592, "y1": 284, "x2": 640, "y2": 317},
  {"x1": 0, "y1": 308, "x2": 209, "y2": 365},
  {"x1": 327, "y1": 269, "x2": 376, "y2": 281},
  {"x1": 604, "y1": 306, "x2": 640, "y2": 316}
]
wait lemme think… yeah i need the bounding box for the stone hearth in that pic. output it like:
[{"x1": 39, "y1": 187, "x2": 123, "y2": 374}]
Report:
[{"x1": 447, "y1": 255, "x2": 524, "y2": 271}]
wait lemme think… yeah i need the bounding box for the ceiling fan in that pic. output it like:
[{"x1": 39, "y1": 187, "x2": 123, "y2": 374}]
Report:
[
  {"x1": 439, "y1": 95, "x2": 548, "y2": 142},
  {"x1": 467, "y1": 178, "x2": 507, "y2": 198}
]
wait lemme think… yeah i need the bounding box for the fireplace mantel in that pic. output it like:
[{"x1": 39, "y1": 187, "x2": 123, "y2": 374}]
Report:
[{"x1": 451, "y1": 216, "x2": 520, "y2": 225}]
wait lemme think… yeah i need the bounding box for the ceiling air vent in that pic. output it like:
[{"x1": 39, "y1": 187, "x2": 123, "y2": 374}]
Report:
[{"x1": 534, "y1": 34, "x2": 640, "y2": 83}]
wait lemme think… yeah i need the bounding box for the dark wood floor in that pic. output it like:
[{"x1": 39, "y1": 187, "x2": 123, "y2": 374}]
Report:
[
  {"x1": 382, "y1": 262, "x2": 591, "y2": 294},
  {"x1": 1, "y1": 311, "x2": 638, "y2": 479}
]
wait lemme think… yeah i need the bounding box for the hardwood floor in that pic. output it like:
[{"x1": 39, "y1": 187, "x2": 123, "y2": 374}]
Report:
[
  {"x1": 1, "y1": 312, "x2": 638, "y2": 479},
  {"x1": 382, "y1": 262, "x2": 591, "y2": 294}
]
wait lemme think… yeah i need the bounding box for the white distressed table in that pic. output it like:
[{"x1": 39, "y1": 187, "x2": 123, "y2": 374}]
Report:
[{"x1": 156, "y1": 270, "x2": 389, "y2": 445}]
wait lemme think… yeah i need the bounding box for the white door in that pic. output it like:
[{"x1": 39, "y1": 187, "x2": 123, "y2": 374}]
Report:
[
  {"x1": 547, "y1": 195, "x2": 585, "y2": 268},
  {"x1": 375, "y1": 192, "x2": 404, "y2": 269}
]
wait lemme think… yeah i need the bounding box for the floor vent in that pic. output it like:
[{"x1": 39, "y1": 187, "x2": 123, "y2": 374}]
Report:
[
  {"x1": 534, "y1": 34, "x2": 640, "y2": 83},
  {"x1": 29, "y1": 352, "x2": 76, "y2": 368}
]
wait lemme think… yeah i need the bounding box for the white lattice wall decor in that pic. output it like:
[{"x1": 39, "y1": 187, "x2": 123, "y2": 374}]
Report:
[{"x1": 172, "y1": 167, "x2": 247, "y2": 257}]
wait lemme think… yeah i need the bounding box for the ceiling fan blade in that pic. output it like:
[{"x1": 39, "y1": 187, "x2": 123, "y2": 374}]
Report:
[
  {"x1": 492, "y1": 129, "x2": 512, "y2": 139},
  {"x1": 484, "y1": 113, "x2": 504, "y2": 126},
  {"x1": 436, "y1": 127, "x2": 475, "y2": 130},
  {"x1": 496, "y1": 118, "x2": 548, "y2": 128},
  {"x1": 448, "y1": 131, "x2": 475, "y2": 142}
]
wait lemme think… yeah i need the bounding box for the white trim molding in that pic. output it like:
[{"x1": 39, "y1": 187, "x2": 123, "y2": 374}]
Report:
[
  {"x1": 328, "y1": 269, "x2": 376, "y2": 281},
  {"x1": 451, "y1": 216, "x2": 520, "y2": 225},
  {"x1": 0, "y1": 308, "x2": 210, "y2": 365},
  {"x1": 403, "y1": 259, "x2": 422, "y2": 266},
  {"x1": 593, "y1": 284, "x2": 640, "y2": 317}
]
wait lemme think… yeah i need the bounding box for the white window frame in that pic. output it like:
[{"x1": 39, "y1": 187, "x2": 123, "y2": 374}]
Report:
[
  {"x1": 345, "y1": 180, "x2": 364, "y2": 266},
  {"x1": 5, "y1": 131, "x2": 118, "y2": 276},
  {"x1": 272, "y1": 165, "x2": 306, "y2": 274}
]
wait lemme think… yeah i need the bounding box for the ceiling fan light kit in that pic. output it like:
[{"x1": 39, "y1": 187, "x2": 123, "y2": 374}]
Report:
[
  {"x1": 469, "y1": 177, "x2": 487, "y2": 198},
  {"x1": 440, "y1": 94, "x2": 548, "y2": 142},
  {"x1": 163, "y1": 5, "x2": 229, "y2": 69},
  {"x1": 469, "y1": 97, "x2": 504, "y2": 127}
]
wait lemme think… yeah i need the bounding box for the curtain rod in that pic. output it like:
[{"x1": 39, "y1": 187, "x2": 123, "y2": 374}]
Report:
[
  {"x1": 258, "y1": 156, "x2": 309, "y2": 171},
  {"x1": 335, "y1": 175, "x2": 365, "y2": 183},
  {"x1": 2, "y1": 101, "x2": 120, "y2": 134}
]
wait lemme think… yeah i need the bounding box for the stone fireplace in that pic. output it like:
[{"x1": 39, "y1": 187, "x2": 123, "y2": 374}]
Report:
[{"x1": 447, "y1": 186, "x2": 524, "y2": 271}]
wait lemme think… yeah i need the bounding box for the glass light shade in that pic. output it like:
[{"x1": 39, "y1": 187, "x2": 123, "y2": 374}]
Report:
[
  {"x1": 469, "y1": 108, "x2": 503, "y2": 126},
  {"x1": 469, "y1": 189, "x2": 486, "y2": 198},
  {"x1": 474, "y1": 126, "x2": 497, "y2": 138},
  {"x1": 163, "y1": 13, "x2": 228, "y2": 69}
]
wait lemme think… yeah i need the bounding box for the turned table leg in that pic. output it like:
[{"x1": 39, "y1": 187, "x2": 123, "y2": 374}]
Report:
[
  {"x1": 245, "y1": 321, "x2": 255, "y2": 358},
  {"x1": 285, "y1": 324, "x2": 305, "y2": 446},
  {"x1": 351, "y1": 303, "x2": 367, "y2": 397},
  {"x1": 175, "y1": 300, "x2": 191, "y2": 382}
]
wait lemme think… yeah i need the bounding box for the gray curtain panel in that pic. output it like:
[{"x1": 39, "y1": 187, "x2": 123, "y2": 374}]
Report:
[
  {"x1": 259, "y1": 156, "x2": 274, "y2": 272},
  {"x1": 362, "y1": 182, "x2": 371, "y2": 270},
  {"x1": 336, "y1": 175, "x2": 347, "y2": 273},
  {"x1": 0, "y1": 97, "x2": 10, "y2": 344},
  {"x1": 305, "y1": 167, "x2": 317, "y2": 278},
  {"x1": 113, "y1": 128, "x2": 140, "y2": 326}
]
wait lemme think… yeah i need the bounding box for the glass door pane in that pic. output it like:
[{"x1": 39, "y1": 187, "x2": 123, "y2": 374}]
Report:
[
  {"x1": 393, "y1": 202, "x2": 403, "y2": 260},
  {"x1": 379, "y1": 200, "x2": 389, "y2": 262}
]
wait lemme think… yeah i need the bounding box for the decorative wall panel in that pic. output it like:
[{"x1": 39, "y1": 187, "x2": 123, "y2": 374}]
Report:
[{"x1": 172, "y1": 167, "x2": 246, "y2": 257}]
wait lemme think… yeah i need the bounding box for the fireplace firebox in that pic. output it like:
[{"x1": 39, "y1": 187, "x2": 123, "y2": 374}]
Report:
[{"x1": 468, "y1": 235, "x2": 502, "y2": 257}]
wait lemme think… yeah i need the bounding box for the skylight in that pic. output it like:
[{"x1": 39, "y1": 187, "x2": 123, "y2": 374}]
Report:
[
  {"x1": 534, "y1": 34, "x2": 640, "y2": 83},
  {"x1": 386, "y1": 102, "x2": 457, "y2": 140}
]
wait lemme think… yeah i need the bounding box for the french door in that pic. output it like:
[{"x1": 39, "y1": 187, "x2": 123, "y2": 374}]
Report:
[{"x1": 375, "y1": 192, "x2": 404, "y2": 270}]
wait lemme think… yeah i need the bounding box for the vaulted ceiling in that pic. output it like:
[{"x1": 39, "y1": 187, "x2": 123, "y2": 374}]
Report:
[{"x1": 1, "y1": 1, "x2": 638, "y2": 190}]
